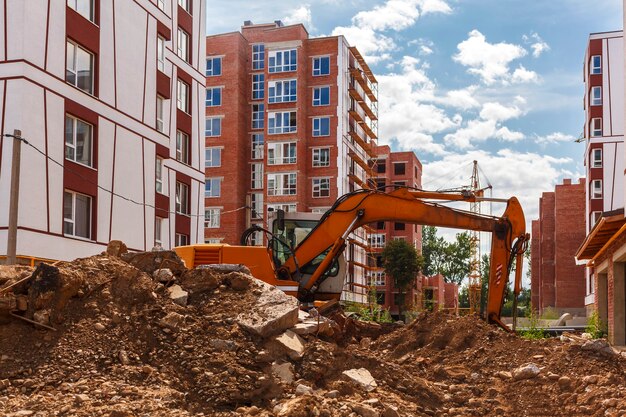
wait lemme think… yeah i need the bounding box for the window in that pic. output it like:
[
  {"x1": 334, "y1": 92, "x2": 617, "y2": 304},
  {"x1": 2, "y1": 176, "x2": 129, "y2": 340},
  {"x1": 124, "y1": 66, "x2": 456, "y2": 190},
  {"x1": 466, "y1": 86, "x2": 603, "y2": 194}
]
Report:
[
  {"x1": 591, "y1": 211, "x2": 602, "y2": 226},
  {"x1": 251, "y1": 193, "x2": 263, "y2": 219},
  {"x1": 376, "y1": 160, "x2": 386, "y2": 173},
  {"x1": 313, "y1": 86, "x2": 330, "y2": 106},
  {"x1": 248, "y1": 230, "x2": 263, "y2": 246},
  {"x1": 205, "y1": 238, "x2": 222, "y2": 244},
  {"x1": 65, "y1": 115, "x2": 93, "y2": 167},
  {"x1": 591, "y1": 55, "x2": 601, "y2": 75},
  {"x1": 175, "y1": 233, "x2": 189, "y2": 246},
  {"x1": 376, "y1": 221, "x2": 385, "y2": 230},
  {"x1": 375, "y1": 179, "x2": 386, "y2": 190},
  {"x1": 312, "y1": 148, "x2": 330, "y2": 167},
  {"x1": 205, "y1": 208, "x2": 220, "y2": 228},
  {"x1": 66, "y1": 41, "x2": 94, "y2": 94},
  {"x1": 252, "y1": 44, "x2": 265, "y2": 70},
  {"x1": 157, "y1": 36, "x2": 165, "y2": 72},
  {"x1": 312, "y1": 178, "x2": 331, "y2": 198},
  {"x1": 155, "y1": 217, "x2": 163, "y2": 246},
  {"x1": 175, "y1": 182, "x2": 189, "y2": 214},
  {"x1": 67, "y1": 0, "x2": 94, "y2": 22},
  {"x1": 313, "y1": 56, "x2": 330, "y2": 76},
  {"x1": 312, "y1": 117, "x2": 330, "y2": 137},
  {"x1": 591, "y1": 179, "x2": 602, "y2": 199},
  {"x1": 205, "y1": 147, "x2": 221, "y2": 167},
  {"x1": 268, "y1": 49, "x2": 297, "y2": 73},
  {"x1": 267, "y1": 142, "x2": 296, "y2": 165},
  {"x1": 178, "y1": 0, "x2": 190, "y2": 13},
  {"x1": 369, "y1": 233, "x2": 386, "y2": 248},
  {"x1": 268, "y1": 79, "x2": 297, "y2": 103},
  {"x1": 590, "y1": 86, "x2": 602, "y2": 106},
  {"x1": 63, "y1": 190, "x2": 92, "y2": 239},
  {"x1": 394, "y1": 222, "x2": 405, "y2": 231},
  {"x1": 206, "y1": 57, "x2": 222, "y2": 76},
  {"x1": 252, "y1": 104, "x2": 264, "y2": 129},
  {"x1": 590, "y1": 118, "x2": 602, "y2": 137},
  {"x1": 393, "y1": 181, "x2": 406, "y2": 190},
  {"x1": 268, "y1": 111, "x2": 297, "y2": 134},
  {"x1": 252, "y1": 74, "x2": 265, "y2": 100},
  {"x1": 155, "y1": 157, "x2": 164, "y2": 194},
  {"x1": 251, "y1": 163, "x2": 263, "y2": 189},
  {"x1": 267, "y1": 203, "x2": 297, "y2": 213},
  {"x1": 177, "y1": 79, "x2": 189, "y2": 113},
  {"x1": 176, "y1": 131, "x2": 190, "y2": 164},
  {"x1": 177, "y1": 28, "x2": 189, "y2": 62},
  {"x1": 206, "y1": 87, "x2": 222, "y2": 107},
  {"x1": 156, "y1": 96, "x2": 165, "y2": 132},
  {"x1": 591, "y1": 148, "x2": 602, "y2": 168},
  {"x1": 394, "y1": 162, "x2": 406, "y2": 175},
  {"x1": 205, "y1": 178, "x2": 221, "y2": 197},
  {"x1": 267, "y1": 172, "x2": 297, "y2": 196},
  {"x1": 251, "y1": 134, "x2": 264, "y2": 159},
  {"x1": 205, "y1": 117, "x2": 222, "y2": 137}
]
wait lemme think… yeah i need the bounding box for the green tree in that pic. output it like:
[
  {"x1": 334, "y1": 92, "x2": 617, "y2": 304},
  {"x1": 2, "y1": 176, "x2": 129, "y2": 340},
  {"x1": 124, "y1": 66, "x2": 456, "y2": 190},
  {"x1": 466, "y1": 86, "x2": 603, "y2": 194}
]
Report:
[
  {"x1": 381, "y1": 239, "x2": 424, "y2": 318},
  {"x1": 422, "y1": 226, "x2": 471, "y2": 285}
]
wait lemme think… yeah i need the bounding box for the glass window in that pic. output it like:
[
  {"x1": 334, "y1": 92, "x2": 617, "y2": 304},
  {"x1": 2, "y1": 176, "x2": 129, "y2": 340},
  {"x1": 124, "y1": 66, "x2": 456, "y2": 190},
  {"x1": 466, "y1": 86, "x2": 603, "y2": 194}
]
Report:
[
  {"x1": 312, "y1": 148, "x2": 330, "y2": 167},
  {"x1": 267, "y1": 172, "x2": 297, "y2": 196},
  {"x1": 376, "y1": 160, "x2": 386, "y2": 173},
  {"x1": 205, "y1": 147, "x2": 221, "y2": 167},
  {"x1": 369, "y1": 233, "x2": 386, "y2": 248},
  {"x1": 252, "y1": 74, "x2": 265, "y2": 100},
  {"x1": 590, "y1": 118, "x2": 602, "y2": 137},
  {"x1": 65, "y1": 114, "x2": 93, "y2": 167},
  {"x1": 313, "y1": 86, "x2": 330, "y2": 106},
  {"x1": 206, "y1": 57, "x2": 222, "y2": 76},
  {"x1": 251, "y1": 133, "x2": 264, "y2": 159},
  {"x1": 394, "y1": 163, "x2": 406, "y2": 175},
  {"x1": 155, "y1": 157, "x2": 164, "y2": 194},
  {"x1": 177, "y1": 79, "x2": 189, "y2": 113},
  {"x1": 175, "y1": 181, "x2": 189, "y2": 214},
  {"x1": 312, "y1": 178, "x2": 331, "y2": 198},
  {"x1": 267, "y1": 203, "x2": 297, "y2": 213},
  {"x1": 157, "y1": 36, "x2": 165, "y2": 72},
  {"x1": 155, "y1": 217, "x2": 163, "y2": 246},
  {"x1": 267, "y1": 142, "x2": 296, "y2": 165},
  {"x1": 251, "y1": 163, "x2": 263, "y2": 189},
  {"x1": 175, "y1": 233, "x2": 189, "y2": 246},
  {"x1": 67, "y1": 0, "x2": 94, "y2": 22},
  {"x1": 590, "y1": 86, "x2": 602, "y2": 106},
  {"x1": 156, "y1": 96, "x2": 165, "y2": 132},
  {"x1": 268, "y1": 49, "x2": 297, "y2": 73},
  {"x1": 177, "y1": 28, "x2": 189, "y2": 62},
  {"x1": 205, "y1": 177, "x2": 221, "y2": 197},
  {"x1": 252, "y1": 44, "x2": 265, "y2": 70},
  {"x1": 268, "y1": 79, "x2": 297, "y2": 103},
  {"x1": 591, "y1": 179, "x2": 602, "y2": 199},
  {"x1": 312, "y1": 117, "x2": 330, "y2": 137},
  {"x1": 176, "y1": 131, "x2": 190, "y2": 164},
  {"x1": 63, "y1": 190, "x2": 92, "y2": 239},
  {"x1": 206, "y1": 87, "x2": 222, "y2": 107},
  {"x1": 268, "y1": 111, "x2": 296, "y2": 134},
  {"x1": 592, "y1": 148, "x2": 602, "y2": 168},
  {"x1": 591, "y1": 55, "x2": 601, "y2": 75},
  {"x1": 178, "y1": 0, "x2": 190, "y2": 13},
  {"x1": 252, "y1": 104, "x2": 264, "y2": 129},
  {"x1": 66, "y1": 41, "x2": 94, "y2": 94},
  {"x1": 205, "y1": 117, "x2": 222, "y2": 137},
  {"x1": 250, "y1": 193, "x2": 263, "y2": 219},
  {"x1": 313, "y1": 56, "x2": 330, "y2": 76},
  {"x1": 591, "y1": 211, "x2": 602, "y2": 226},
  {"x1": 205, "y1": 208, "x2": 221, "y2": 228}
]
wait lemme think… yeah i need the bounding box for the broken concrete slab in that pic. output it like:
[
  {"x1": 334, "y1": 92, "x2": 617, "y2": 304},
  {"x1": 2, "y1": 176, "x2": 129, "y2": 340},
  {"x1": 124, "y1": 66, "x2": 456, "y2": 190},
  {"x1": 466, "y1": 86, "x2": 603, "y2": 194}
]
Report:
[
  {"x1": 180, "y1": 268, "x2": 220, "y2": 295},
  {"x1": 271, "y1": 361, "x2": 295, "y2": 383},
  {"x1": 342, "y1": 368, "x2": 377, "y2": 392},
  {"x1": 121, "y1": 250, "x2": 186, "y2": 275},
  {"x1": 291, "y1": 318, "x2": 331, "y2": 335},
  {"x1": 274, "y1": 330, "x2": 305, "y2": 360},
  {"x1": 153, "y1": 268, "x2": 174, "y2": 283},
  {"x1": 159, "y1": 312, "x2": 185, "y2": 331},
  {"x1": 167, "y1": 285, "x2": 188, "y2": 306}
]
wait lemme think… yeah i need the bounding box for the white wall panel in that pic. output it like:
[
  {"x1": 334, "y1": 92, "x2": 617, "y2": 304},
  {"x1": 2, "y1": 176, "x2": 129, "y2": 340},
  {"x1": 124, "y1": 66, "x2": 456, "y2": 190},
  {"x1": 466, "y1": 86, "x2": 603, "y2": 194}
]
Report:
[
  {"x1": 5, "y1": 0, "x2": 25, "y2": 61},
  {"x1": 143, "y1": 139, "x2": 156, "y2": 249},
  {"x1": 608, "y1": 37, "x2": 624, "y2": 136},
  {"x1": 96, "y1": 120, "x2": 116, "y2": 241},
  {"x1": 144, "y1": 18, "x2": 157, "y2": 125},
  {"x1": 46, "y1": 91, "x2": 66, "y2": 235},
  {"x1": 22, "y1": 0, "x2": 48, "y2": 69},
  {"x1": 0, "y1": 80, "x2": 7, "y2": 228},
  {"x1": 46, "y1": 1, "x2": 66, "y2": 77},
  {"x1": 99, "y1": 0, "x2": 116, "y2": 106}
]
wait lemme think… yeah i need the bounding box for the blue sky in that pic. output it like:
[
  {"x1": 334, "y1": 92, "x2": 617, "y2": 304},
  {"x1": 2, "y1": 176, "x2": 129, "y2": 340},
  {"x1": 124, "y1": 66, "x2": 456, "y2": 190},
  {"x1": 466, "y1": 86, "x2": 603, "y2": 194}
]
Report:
[{"x1": 206, "y1": 0, "x2": 623, "y2": 229}]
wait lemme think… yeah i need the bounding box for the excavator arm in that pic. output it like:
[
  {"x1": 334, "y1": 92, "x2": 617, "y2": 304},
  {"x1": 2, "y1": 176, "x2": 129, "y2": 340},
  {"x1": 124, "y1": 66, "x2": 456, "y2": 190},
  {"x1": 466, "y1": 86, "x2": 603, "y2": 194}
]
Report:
[{"x1": 277, "y1": 188, "x2": 528, "y2": 329}]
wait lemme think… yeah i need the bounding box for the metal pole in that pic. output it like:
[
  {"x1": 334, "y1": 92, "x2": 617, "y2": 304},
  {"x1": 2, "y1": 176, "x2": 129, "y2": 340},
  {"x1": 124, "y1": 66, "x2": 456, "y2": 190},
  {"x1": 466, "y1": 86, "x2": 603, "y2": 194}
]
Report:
[{"x1": 6, "y1": 129, "x2": 22, "y2": 265}]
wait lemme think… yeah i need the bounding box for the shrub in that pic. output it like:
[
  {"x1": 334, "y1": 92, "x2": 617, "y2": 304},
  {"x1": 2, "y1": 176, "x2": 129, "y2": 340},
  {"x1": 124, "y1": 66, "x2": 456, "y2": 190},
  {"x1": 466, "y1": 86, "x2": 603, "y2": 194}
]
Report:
[{"x1": 585, "y1": 310, "x2": 606, "y2": 339}]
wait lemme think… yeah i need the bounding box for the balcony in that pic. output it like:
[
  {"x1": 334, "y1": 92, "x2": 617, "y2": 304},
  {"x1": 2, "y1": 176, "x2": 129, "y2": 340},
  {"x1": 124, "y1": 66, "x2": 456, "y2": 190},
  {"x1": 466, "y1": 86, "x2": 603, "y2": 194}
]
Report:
[
  {"x1": 348, "y1": 130, "x2": 377, "y2": 158},
  {"x1": 349, "y1": 150, "x2": 374, "y2": 177}
]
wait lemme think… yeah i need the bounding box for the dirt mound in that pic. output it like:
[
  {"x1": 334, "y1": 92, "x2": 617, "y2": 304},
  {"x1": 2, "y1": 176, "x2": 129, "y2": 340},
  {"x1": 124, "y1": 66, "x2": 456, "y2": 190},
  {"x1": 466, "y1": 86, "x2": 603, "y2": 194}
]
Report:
[{"x1": 1, "y1": 256, "x2": 626, "y2": 416}]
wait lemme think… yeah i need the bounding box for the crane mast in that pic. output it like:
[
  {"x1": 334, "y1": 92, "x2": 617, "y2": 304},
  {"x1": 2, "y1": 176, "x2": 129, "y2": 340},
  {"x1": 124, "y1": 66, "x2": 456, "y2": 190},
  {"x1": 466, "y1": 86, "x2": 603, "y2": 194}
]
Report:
[{"x1": 468, "y1": 161, "x2": 482, "y2": 314}]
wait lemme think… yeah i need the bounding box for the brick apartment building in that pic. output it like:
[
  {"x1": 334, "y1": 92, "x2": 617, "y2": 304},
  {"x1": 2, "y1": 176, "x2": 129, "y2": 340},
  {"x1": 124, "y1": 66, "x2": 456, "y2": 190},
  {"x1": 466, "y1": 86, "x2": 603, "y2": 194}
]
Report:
[
  {"x1": 576, "y1": 29, "x2": 626, "y2": 345},
  {"x1": 367, "y1": 144, "x2": 424, "y2": 314},
  {"x1": 0, "y1": 0, "x2": 206, "y2": 262},
  {"x1": 531, "y1": 179, "x2": 587, "y2": 316},
  {"x1": 203, "y1": 21, "x2": 379, "y2": 302}
]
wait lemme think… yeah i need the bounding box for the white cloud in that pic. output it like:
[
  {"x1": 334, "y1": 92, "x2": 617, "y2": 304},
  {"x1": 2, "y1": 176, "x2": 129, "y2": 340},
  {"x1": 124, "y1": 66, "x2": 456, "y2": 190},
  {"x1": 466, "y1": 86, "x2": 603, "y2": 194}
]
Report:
[
  {"x1": 479, "y1": 102, "x2": 522, "y2": 121},
  {"x1": 511, "y1": 65, "x2": 539, "y2": 83},
  {"x1": 453, "y1": 30, "x2": 528, "y2": 85},
  {"x1": 282, "y1": 5, "x2": 314, "y2": 30},
  {"x1": 523, "y1": 32, "x2": 550, "y2": 58},
  {"x1": 534, "y1": 132, "x2": 576, "y2": 144},
  {"x1": 331, "y1": 26, "x2": 395, "y2": 63},
  {"x1": 435, "y1": 86, "x2": 481, "y2": 110}
]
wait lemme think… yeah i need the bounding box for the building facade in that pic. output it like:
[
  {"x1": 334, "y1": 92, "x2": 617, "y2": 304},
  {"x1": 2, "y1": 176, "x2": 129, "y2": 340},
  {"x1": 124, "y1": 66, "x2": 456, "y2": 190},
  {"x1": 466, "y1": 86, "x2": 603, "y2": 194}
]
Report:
[
  {"x1": 0, "y1": 0, "x2": 205, "y2": 262},
  {"x1": 368, "y1": 145, "x2": 423, "y2": 315},
  {"x1": 531, "y1": 179, "x2": 587, "y2": 316},
  {"x1": 204, "y1": 21, "x2": 379, "y2": 302}
]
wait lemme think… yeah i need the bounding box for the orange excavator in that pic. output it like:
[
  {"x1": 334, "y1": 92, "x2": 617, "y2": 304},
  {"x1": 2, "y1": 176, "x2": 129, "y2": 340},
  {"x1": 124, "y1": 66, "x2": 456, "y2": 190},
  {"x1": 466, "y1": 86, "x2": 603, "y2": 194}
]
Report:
[{"x1": 175, "y1": 188, "x2": 529, "y2": 330}]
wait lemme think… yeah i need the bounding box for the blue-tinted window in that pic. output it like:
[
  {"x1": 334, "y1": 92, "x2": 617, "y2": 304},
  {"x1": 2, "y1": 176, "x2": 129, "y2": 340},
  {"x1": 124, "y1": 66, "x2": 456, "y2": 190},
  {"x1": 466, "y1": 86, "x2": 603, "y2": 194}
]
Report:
[
  {"x1": 253, "y1": 44, "x2": 265, "y2": 70},
  {"x1": 206, "y1": 87, "x2": 221, "y2": 107},
  {"x1": 313, "y1": 86, "x2": 330, "y2": 106},
  {"x1": 206, "y1": 57, "x2": 222, "y2": 76},
  {"x1": 252, "y1": 104, "x2": 264, "y2": 129},
  {"x1": 269, "y1": 49, "x2": 297, "y2": 73},
  {"x1": 313, "y1": 117, "x2": 330, "y2": 137},
  {"x1": 268, "y1": 79, "x2": 297, "y2": 103},
  {"x1": 313, "y1": 56, "x2": 330, "y2": 76},
  {"x1": 206, "y1": 117, "x2": 221, "y2": 137},
  {"x1": 252, "y1": 74, "x2": 265, "y2": 100}
]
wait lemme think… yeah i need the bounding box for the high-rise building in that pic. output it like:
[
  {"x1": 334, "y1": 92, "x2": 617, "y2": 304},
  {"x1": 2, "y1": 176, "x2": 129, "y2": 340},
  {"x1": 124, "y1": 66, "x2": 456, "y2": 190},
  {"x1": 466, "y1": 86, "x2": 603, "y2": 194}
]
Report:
[
  {"x1": 204, "y1": 21, "x2": 378, "y2": 302},
  {"x1": 0, "y1": 0, "x2": 206, "y2": 262}
]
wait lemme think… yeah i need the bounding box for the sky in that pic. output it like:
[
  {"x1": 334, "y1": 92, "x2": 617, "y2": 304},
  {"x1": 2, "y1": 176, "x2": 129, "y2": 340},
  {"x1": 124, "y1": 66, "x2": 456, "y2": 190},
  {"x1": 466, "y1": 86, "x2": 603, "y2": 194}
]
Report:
[{"x1": 205, "y1": 0, "x2": 623, "y2": 255}]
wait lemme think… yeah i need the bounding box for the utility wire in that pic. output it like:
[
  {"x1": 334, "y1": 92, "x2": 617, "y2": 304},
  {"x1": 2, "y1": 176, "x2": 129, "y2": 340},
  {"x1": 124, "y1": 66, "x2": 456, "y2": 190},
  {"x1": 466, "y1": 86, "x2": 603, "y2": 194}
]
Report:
[{"x1": 3, "y1": 133, "x2": 249, "y2": 218}]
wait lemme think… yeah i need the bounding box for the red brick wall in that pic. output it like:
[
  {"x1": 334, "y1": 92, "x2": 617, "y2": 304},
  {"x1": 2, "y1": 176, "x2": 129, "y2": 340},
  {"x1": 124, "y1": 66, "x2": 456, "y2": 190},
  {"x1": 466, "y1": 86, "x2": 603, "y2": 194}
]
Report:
[
  {"x1": 539, "y1": 192, "x2": 556, "y2": 308},
  {"x1": 444, "y1": 282, "x2": 458, "y2": 309},
  {"x1": 531, "y1": 220, "x2": 541, "y2": 310}
]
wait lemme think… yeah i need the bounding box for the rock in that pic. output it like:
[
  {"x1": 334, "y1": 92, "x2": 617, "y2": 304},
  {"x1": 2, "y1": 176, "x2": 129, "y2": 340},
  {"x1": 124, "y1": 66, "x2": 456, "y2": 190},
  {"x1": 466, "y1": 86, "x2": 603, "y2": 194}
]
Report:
[
  {"x1": 547, "y1": 372, "x2": 560, "y2": 381},
  {"x1": 360, "y1": 337, "x2": 372, "y2": 349},
  {"x1": 15, "y1": 295, "x2": 28, "y2": 311},
  {"x1": 121, "y1": 250, "x2": 186, "y2": 275},
  {"x1": 274, "y1": 330, "x2": 305, "y2": 360},
  {"x1": 342, "y1": 368, "x2": 378, "y2": 392},
  {"x1": 602, "y1": 398, "x2": 618, "y2": 408},
  {"x1": 291, "y1": 318, "x2": 331, "y2": 335},
  {"x1": 33, "y1": 309, "x2": 50, "y2": 325},
  {"x1": 8, "y1": 411, "x2": 35, "y2": 417},
  {"x1": 382, "y1": 404, "x2": 401, "y2": 417},
  {"x1": 153, "y1": 268, "x2": 174, "y2": 283},
  {"x1": 298, "y1": 310, "x2": 309, "y2": 322},
  {"x1": 75, "y1": 393, "x2": 90, "y2": 403},
  {"x1": 118, "y1": 350, "x2": 130, "y2": 365},
  {"x1": 295, "y1": 384, "x2": 312, "y2": 395},
  {"x1": 496, "y1": 371, "x2": 512, "y2": 379},
  {"x1": 325, "y1": 390, "x2": 340, "y2": 398},
  {"x1": 181, "y1": 268, "x2": 220, "y2": 294},
  {"x1": 199, "y1": 263, "x2": 251, "y2": 275},
  {"x1": 581, "y1": 339, "x2": 612, "y2": 353},
  {"x1": 159, "y1": 312, "x2": 185, "y2": 331},
  {"x1": 512, "y1": 363, "x2": 540, "y2": 381},
  {"x1": 558, "y1": 376, "x2": 572, "y2": 389},
  {"x1": 209, "y1": 339, "x2": 237, "y2": 352},
  {"x1": 272, "y1": 362, "x2": 295, "y2": 383},
  {"x1": 0, "y1": 379, "x2": 10, "y2": 390},
  {"x1": 236, "y1": 280, "x2": 299, "y2": 337},
  {"x1": 352, "y1": 404, "x2": 379, "y2": 417},
  {"x1": 167, "y1": 285, "x2": 188, "y2": 306},
  {"x1": 583, "y1": 375, "x2": 599, "y2": 385},
  {"x1": 581, "y1": 332, "x2": 593, "y2": 340},
  {"x1": 106, "y1": 240, "x2": 128, "y2": 257},
  {"x1": 224, "y1": 272, "x2": 251, "y2": 291}
]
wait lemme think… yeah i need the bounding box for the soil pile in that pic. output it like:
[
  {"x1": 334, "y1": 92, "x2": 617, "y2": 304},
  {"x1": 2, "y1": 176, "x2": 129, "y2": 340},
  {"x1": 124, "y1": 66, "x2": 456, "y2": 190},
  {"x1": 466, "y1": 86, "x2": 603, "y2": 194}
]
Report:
[{"x1": 1, "y1": 252, "x2": 625, "y2": 417}]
